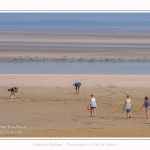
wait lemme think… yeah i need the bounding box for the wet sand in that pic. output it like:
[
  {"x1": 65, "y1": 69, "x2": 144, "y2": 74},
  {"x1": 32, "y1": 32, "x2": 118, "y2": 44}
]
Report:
[
  {"x1": 0, "y1": 74, "x2": 150, "y2": 137},
  {"x1": 0, "y1": 27, "x2": 150, "y2": 62},
  {"x1": 1, "y1": 27, "x2": 150, "y2": 137}
]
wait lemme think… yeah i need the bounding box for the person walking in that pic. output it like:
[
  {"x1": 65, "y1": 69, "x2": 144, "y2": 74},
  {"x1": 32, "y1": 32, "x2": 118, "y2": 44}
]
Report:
[
  {"x1": 122, "y1": 95, "x2": 132, "y2": 119},
  {"x1": 140, "y1": 96, "x2": 150, "y2": 119},
  {"x1": 8, "y1": 87, "x2": 18, "y2": 98},
  {"x1": 89, "y1": 94, "x2": 97, "y2": 117},
  {"x1": 73, "y1": 82, "x2": 81, "y2": 94}
]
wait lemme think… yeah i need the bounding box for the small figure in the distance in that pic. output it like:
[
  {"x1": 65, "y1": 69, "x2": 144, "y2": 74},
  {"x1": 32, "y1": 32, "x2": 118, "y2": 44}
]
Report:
[
  {"x1": 8, "y1": 87, "x2": 18, "y2": 99},
  {"x1": 122, "y1": 95, "x2": 132, "y2": 119},
  {"x1": 89, "y1": 94, "x2": 97, "y2": 117},
  {"x1": 73, "y1": 82, "x2": 81, "y2": 94},
  {"x1": 140, "y1": 96, "x2": 150, "y2": 119}
]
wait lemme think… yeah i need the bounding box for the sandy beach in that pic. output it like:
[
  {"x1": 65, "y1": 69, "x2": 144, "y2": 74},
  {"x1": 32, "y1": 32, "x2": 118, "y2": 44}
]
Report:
[
  {"x1": 0, "y1": 74, "x2": 150, "y2": 137},
  {"x1": 0, "y1": 26, "x2": 150, "y2": 137}
]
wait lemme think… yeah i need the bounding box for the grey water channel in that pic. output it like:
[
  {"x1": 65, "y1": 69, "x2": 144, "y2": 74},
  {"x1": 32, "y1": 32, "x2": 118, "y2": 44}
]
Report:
[{"x1": 0, "y1": 61, "x2": 150, "y2": 74}]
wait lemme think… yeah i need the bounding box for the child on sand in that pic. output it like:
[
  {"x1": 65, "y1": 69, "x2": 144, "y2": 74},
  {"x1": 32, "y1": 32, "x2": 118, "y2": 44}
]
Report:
[
  {"x1": 89, "y1": 94, "x2": 97, "y2": 117},
  {"x1": 140, "y1": 96, "x2": 150, "y2": 119},
  {"x1": 122, "y1": 95, "x2": 132, "y2": 119},
  {"x1": 8, "y1": 87, "x2": 18, "y2": 98}
]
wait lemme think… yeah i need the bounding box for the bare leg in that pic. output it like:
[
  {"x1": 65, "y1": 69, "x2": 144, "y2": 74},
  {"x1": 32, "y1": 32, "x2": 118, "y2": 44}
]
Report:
[
  {"x1": 126, "y1": 112, "x2": 129, "y2": 119},
  {"x1": 9, "y1": 93, "x2": 12, "y2": 98},
  {"x1": 76, "y1": 87, "x2": 80, "y2": 94},
  {"x1": 9, "y1": 92, "x2": 15, "y2": 98},
  {"x1": 129, "y1": 112, "x2": 131, "y2": 118},
  {"x1": 14, "y1": 92, "x2": 16, "y2": 98},
  {"x1": 146, "y1": 110, "x2": 149, "y2": 118},
  {"x1": 93, "y1": 108, "x2": 96, "y2": 117},
  {"x1": 90, "y1": 108, "x2": 92, "y2": 117}
]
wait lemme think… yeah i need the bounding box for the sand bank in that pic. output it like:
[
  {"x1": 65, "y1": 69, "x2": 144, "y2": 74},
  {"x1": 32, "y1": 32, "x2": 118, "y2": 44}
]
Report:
[{"x1": 0, "y1": 28, "x2": 150, "y2": 62}]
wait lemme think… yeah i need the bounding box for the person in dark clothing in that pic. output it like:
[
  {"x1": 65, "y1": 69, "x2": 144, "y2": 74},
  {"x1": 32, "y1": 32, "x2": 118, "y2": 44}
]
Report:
[
  {"x1": 8, "y1": 87, "x2": 18, "y2": 98},
  {"x1": 73, "y1": 82, "x2": 81, "y2": 94}
]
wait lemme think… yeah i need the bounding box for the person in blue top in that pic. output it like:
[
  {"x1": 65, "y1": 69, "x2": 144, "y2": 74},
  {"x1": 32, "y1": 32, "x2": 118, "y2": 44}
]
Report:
[
  {"x1": 122, "y1": 95, "x2": 132, "y2": 119},
  {"x1": 73, "y1": 82, "x2": 81, "y2": 94}
]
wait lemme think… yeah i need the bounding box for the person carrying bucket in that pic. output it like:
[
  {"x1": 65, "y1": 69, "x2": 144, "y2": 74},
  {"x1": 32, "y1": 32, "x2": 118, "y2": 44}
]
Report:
[{"x1": 89, "y1": 94, "x2": 97, "y2": 117}]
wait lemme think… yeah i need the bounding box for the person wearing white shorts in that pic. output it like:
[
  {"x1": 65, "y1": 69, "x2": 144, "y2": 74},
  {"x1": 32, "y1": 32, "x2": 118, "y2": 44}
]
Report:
[
  {"x1": 145, "y1": 107, "x2": 150, "y2": 111},
  {"x1": 140, "y1": 96, "x2": 150, "y2": 118}
]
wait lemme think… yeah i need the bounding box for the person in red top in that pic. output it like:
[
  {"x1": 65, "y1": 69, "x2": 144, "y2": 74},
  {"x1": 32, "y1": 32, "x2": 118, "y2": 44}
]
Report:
[{"x1": 140, "y1": 96, "x2": 150, "y2": 119}]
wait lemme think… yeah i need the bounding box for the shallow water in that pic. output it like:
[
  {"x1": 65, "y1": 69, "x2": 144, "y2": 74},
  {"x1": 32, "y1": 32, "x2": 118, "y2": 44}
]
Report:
[
  {"x1": 0, "y1": 61, "x2": 150, "y2": 74},
  {"x1": 0, "y1": 43, "x2": 150, "y2": 48},
  {"x1": 1, "y1": 26, "x2": 150, "y2": 33}
]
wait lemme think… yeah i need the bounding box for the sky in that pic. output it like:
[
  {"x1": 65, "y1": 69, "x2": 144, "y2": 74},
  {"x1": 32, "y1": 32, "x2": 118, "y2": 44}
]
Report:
[{"x1": 0, "y1": 13, "x2": 150, "y2": 22}]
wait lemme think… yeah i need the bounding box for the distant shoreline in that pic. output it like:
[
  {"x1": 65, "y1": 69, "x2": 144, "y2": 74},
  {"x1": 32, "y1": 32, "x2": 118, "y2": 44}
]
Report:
[{"x1": 1, "y1": 20, "x2": 150, "y2": 27}]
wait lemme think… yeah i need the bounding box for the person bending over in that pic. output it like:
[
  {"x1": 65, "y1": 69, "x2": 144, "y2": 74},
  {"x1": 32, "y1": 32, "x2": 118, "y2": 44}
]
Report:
[
  {"x1": 8, "y1": 87, "x2": 18, "y2": 99},
  {"x1": 73, "y1": 82, "x2": 81, "y2": 94}
]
